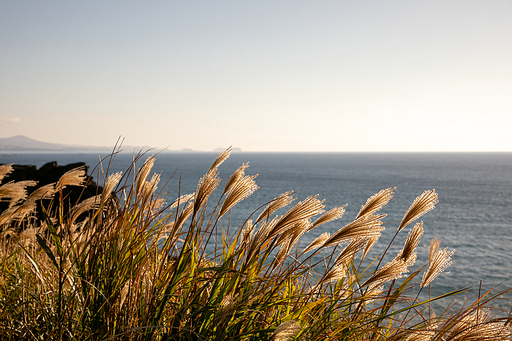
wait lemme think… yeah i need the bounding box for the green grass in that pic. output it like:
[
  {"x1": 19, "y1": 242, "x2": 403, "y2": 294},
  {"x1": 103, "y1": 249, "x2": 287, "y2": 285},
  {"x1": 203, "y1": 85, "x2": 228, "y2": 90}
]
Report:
[{"x1": 0, "y1": 148, "x2": 510, "y2": 340}]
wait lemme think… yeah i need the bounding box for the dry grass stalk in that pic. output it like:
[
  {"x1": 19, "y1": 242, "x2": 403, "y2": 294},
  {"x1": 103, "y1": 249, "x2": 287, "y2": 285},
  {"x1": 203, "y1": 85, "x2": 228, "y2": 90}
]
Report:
[
  {"x1": 323, "y1": 214, "x2": 385, "y2": 248},
  {"x1": 0, "y1": 164, "x2": 13, "y2": 182},
  {"x1": 255, "y1": 191, "x2": 296, "y2": 224},
  {"x1": 398, "y1": 189, "x2": 438, "y2": 232},
  {"x1": 272, "y1": 320, "x2": 301, "y2": 341},
  {"x1": 357, "y1": 187, "x2": 395, "y2": 219},
  {"x1": 421, "y1": 237, "x2": 454, "y2": 288},
  {"x1": 56, "y1": 166, "x2": 87, "y2": 189},
  {"x1": 219, "y1": 174, "x2": 258, "y2": 218}
]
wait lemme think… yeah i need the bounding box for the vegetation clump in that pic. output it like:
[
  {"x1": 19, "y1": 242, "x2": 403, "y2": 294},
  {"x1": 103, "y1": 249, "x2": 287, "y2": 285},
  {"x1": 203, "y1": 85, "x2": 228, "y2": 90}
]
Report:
[{"x1": 0, "y1": 148, "x2": 510, "y2": 340}]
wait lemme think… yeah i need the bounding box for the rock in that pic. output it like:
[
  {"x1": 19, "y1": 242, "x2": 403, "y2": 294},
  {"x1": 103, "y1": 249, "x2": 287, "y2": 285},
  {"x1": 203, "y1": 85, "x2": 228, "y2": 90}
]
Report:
[{"x1": 0, "y1": 161, "x2": 103, "y2": 226}]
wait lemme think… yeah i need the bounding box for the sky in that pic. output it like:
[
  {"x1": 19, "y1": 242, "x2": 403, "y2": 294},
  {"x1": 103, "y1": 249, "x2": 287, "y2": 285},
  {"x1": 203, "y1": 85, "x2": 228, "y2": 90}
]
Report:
[{"x1": 1, "y1": 1, "x2": 511, "y2": 152}]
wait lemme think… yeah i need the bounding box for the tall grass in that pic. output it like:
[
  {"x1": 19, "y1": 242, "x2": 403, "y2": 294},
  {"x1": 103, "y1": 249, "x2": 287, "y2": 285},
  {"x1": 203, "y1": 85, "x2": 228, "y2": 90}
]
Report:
[{"x1": 0, "y1": 148, "x2": 510, "y2": 340}]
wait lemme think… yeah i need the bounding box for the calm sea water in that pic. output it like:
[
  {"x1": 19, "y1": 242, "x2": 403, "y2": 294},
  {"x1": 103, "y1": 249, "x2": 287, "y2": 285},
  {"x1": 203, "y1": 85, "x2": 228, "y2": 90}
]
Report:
[{"x1": 2, "y1": 151, "x2": 512, "y2": 310}]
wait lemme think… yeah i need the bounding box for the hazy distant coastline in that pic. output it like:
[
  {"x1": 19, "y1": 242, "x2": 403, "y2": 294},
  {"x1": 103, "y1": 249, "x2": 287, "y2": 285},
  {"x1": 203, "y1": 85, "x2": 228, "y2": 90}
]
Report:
[
  {"x1": 0, "y1": 135, "x2": 241, "y2": 153},
  {"x1": 0, "y1": 135, "x2": 112, "y2": 153}
]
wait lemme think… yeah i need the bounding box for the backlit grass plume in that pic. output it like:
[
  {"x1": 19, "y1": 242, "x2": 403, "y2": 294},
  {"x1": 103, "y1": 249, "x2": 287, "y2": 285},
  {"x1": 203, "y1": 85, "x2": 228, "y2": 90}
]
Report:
[{"x1": 0, "y1": 149, "x2": 510, "y2": 340}]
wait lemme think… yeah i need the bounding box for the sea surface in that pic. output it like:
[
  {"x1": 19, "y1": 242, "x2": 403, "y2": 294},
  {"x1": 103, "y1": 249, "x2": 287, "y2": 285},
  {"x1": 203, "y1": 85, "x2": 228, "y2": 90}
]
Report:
[{"x1": 2, "y1": 151, "x2": 512, "y2": 312}]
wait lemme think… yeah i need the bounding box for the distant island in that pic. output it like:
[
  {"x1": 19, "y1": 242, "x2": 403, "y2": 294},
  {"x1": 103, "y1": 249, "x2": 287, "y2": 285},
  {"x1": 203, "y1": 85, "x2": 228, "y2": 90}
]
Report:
[{"x1": 0, "y1": 135, "x2": 241, "y2": 153}]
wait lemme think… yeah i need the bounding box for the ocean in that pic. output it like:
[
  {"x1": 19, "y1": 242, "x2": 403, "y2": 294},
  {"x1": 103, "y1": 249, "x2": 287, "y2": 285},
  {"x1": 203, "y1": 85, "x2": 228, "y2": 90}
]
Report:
[{"x1": 2, "y1": 151, "x2": 512, "y2": 311}]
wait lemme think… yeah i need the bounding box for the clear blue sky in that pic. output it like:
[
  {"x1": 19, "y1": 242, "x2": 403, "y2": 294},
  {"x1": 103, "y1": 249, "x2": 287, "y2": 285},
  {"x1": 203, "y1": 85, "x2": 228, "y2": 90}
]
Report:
[{"x1": 1, "y1": 1, "x2": 511, "y2": 151}]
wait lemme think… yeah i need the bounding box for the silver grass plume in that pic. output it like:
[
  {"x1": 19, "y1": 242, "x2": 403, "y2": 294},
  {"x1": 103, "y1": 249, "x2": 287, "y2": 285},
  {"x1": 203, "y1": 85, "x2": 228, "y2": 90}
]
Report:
[
  {"x1": 333, "y1": 237, "x2": 367, "y2": 269},
  {"x1": 0, "y1": 180, "x2": 38, "y2": 207},
  {"x1": 357, "y1": 187, "x2": 395, "y2": 219},
  {"x1": 0, "y1": 164, "x2": 13, "y2": 183},
  {"x1": 18, "y1": 227, "x2": 39, "y2": 248},
  {"x1": 395, "y1": 222, "x2": 424, "y2": 264},
  {"x1": 362, "y1": 235, "x2": 380, "y2": 261},
  {"x1": 0, "y1": 207, "x2": 16, "y2": 226},
  {"x1": 316, "y1": 263, "x2": 349, "y2": 289},
  {"x1": 323, "y1": 214, "x2": 385, "y2": 249},
  {"x1": 272, "y1": 320, "x2": 301, "y2": 341},
  {"x1": 150, "y1": 198, "x2": 166, "y2": 213},
  {"x1": 448, "y1": 309, "x2": 511, "y2": 341},
  {"x1": 275, "y1": 238, "x2": 292, "y2": 265},
  {"x1": 26, "y1": 183, "x2": 56, "y2": 201},
  {"x1": 247, "y1": 217, "x2": 278, "y2": 261},
  {"x1": 303, "y1": 232, "x2": 330, "y2": 254},
  {"x1": 398, "y1": 189, "x2": 438, "y2": 232},
  {"x1": 56, "y1": 166, "x2": 87, "y2": 189},
  {"x1": 69, "y1": 195, "x2": 102, "y2": 225},
  {"x1": 11, "y1": 200, "x2": 38, "y2": 221},
  {"x1": 310, "y1": 205, "x2": 346, "y2": 230},
  {"x1": 275, "y1": 218, "x2": 310, "y2": 247},
  {"x1": 241, "y1": 219, "x2": 254, "y2": 248},
  {"x1": 405, "y1": 319, "x2": 438, "y2": 341},
  {"x1": 219, "y1": 174, "x2": 258, "y2": 218},
  {"x1": 208, "y1": 147, "x2": 231, "y2": 173},
  {"x1": 222, "y1": 162, "x2": 249, "y2": 195},
  {"x1": 421, "y1": 237, "x2": 454, "y2": 288},
  {"x1": 193, "y1": 148, "x2": 230, "y2": 213},
  {"x1": 316, "y1": 238, "x2": 367, "y2": 288},
  {"x1": 141, "y1": 173, "x2": 160, "y2": 204},
  {"x1": 219, "y1": 294, "x2": 236, "y2": 317},
  {"x1": 267, "y1": 195, "x2": 324, "y2": 240},
  {"x1": 101, "y1": 172, "x2": 122, "y2": 205},
  {"x1": 135, "y1": 156, "x2": 155, "y2": 195},
  {"x1": 170, "y1": 193, "x2": 195, "y2": 210},
  {"x1": 255, "y1": 191, "x2": 296, "y2": 224},
  {"x1": 175, "y1": 201, "x2": 195, "y2": 230},
  {"x1": 194, "y1": 168, "x2": 221, "y2": 213},
  {"x1": 361, "y1": 257, "x2": 411, "y2": 290},
  {"x1": 274, "y1": 219, "x2": 312, "y2": 262}
]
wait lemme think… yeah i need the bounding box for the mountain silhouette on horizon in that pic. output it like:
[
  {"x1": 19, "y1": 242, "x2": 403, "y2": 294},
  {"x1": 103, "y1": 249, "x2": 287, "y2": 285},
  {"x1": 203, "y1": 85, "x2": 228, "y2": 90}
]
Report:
[
  {"x1": 0, "y1": 135, "x2": 223, "y2": 153},
  {"x1": 0, "y1": 135, "x2": 113, "y2": 152}
]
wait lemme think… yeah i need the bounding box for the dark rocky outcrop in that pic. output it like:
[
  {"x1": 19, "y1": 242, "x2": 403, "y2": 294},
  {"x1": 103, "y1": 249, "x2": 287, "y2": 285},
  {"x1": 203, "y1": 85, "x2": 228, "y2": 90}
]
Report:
[{"x1": 0, "y1": 161, "x2": 103, "y2": 223}]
